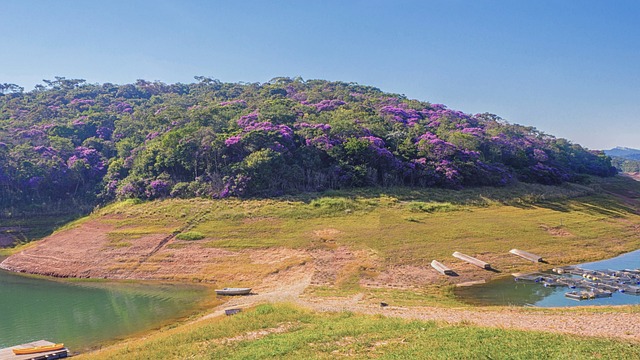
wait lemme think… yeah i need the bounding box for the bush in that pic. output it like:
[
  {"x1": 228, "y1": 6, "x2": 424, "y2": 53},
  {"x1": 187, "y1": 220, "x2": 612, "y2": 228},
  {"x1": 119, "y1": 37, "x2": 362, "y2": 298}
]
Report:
[
  {"x1": 176, "y1": 231, "x2": 206, "y2": 240},
  {"x1": 407, "y1": 201, "x2": 456, "y2": 213}
]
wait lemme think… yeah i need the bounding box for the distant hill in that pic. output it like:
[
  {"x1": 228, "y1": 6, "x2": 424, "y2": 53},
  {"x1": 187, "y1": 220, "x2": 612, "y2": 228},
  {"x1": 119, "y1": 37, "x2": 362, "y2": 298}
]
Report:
[
  {"x1": 605, "y1": 147, "x2": 640, "y2": 160},
  {"x1": 0, "y1": 77, "x2": 617, "y2": 212}
]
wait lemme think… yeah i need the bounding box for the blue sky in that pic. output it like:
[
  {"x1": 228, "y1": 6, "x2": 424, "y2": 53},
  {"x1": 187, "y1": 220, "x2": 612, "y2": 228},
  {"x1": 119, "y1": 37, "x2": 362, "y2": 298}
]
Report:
[{"x1": 1, "y1": 0, "x2": 639, "y2": 150}]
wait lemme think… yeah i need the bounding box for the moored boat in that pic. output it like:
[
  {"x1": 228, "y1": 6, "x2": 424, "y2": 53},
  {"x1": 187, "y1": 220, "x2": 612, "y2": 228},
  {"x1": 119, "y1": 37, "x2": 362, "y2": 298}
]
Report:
[
  {"x1": 12, "y1": 343, "x2": 64, "y2": 355},
  {"x1": 215, "y1": 287, "x2": 252, "y2": 295}
]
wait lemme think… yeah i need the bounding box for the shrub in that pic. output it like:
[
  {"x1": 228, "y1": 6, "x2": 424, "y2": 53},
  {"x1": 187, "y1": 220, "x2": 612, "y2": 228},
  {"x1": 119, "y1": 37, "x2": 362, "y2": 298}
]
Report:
[{"x1": 176, "y1": 231, "x2": 206, "y2": 240}]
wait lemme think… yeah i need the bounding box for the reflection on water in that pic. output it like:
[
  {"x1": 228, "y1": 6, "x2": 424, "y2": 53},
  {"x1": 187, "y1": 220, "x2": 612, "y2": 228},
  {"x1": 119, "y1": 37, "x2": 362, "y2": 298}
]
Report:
[
  {"x1": 455, "y1": 250, "x2": 640, "y2": 307},
  {"x1": 0, "y1": 270, "x2": 207, "y2": 350}
]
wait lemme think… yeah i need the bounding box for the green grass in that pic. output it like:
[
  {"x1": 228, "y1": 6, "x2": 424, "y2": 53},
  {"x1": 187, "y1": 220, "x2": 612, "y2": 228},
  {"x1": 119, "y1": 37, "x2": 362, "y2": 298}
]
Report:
[
  {"x1": 176, "y1": 231, "x2": 206, "y2": 240},
  {"x1": 78, "y1": 303, "x2": 639, "y2": 359}
]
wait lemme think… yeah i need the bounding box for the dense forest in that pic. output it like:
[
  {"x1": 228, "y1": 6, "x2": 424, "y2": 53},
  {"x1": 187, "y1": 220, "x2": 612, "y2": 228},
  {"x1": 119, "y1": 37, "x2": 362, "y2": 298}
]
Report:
[{"x1": 0, "y1": 77, "x2": 616, "y2": 213}]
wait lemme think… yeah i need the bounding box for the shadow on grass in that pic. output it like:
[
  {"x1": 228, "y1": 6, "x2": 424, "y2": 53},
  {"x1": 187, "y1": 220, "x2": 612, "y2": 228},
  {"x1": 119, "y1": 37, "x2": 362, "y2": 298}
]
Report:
[{"x1": 0, "y1": 211, "x2": 89, "y2": 248}]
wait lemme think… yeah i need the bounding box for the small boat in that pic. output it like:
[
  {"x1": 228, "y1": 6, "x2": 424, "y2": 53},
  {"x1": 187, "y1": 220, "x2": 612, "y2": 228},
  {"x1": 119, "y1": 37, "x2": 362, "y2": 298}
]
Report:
[
  {"x1": 215, "y1": 287, "x2": 252, "y2": 296},
  {"x1": 12, "y1": 343, "x2": 65, "y2": 355}
]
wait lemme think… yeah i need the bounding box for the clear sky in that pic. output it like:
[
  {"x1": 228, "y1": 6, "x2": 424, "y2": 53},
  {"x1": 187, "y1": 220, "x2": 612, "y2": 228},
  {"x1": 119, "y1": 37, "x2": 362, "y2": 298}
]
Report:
[{"x1": 1, "y1": 0, "x2": 638, "y2": 150}]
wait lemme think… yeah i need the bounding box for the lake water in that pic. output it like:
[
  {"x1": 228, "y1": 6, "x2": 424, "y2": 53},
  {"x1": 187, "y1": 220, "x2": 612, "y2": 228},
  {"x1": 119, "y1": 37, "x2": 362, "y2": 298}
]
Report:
[
  {"x1": 455, "y1": 250, "x2": 640, "y2": 307},
  {"x1": 0, "y1": 268, "x2": 208, "y2": 350}
]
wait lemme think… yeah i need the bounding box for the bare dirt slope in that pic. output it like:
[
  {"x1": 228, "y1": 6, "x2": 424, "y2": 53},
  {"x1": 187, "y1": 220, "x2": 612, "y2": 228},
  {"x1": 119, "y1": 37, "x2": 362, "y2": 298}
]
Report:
[{"x1": 0, "y1": 216, "x2": 501, "y2": 287}]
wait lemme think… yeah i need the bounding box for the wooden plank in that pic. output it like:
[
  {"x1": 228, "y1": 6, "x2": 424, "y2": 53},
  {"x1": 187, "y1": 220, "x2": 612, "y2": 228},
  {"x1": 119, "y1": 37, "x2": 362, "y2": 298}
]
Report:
[
  {"x1": 452, "y1": 251, "x2": 491, "y2": 269},
  {"x1": 0, "y1": 340, "x2": 68, "y2": 360},
  {"x1": 509, "y1": 249, "x2": 543, "y2": 262},
  {"x1": 431, "y1": 260, "x2": 455, "y2": 276}
]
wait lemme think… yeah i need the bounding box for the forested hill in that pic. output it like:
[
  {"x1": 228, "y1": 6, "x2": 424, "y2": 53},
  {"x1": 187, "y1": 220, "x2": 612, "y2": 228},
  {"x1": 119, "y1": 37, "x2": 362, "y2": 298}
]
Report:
[{"x1": 0, "y1": 77, "x2": 615, "y2": 212}]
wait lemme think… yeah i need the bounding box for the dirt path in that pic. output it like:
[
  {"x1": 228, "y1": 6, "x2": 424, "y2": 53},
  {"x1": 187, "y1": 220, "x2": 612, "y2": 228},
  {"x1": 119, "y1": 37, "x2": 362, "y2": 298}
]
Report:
[{"x1": 205, "y1": 276, "x2": 640, "y2": 342}]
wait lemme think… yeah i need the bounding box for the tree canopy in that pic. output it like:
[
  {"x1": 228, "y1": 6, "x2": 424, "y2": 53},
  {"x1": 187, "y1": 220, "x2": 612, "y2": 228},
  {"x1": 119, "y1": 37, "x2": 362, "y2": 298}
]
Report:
[{"x1": 0, "y1": 77, "x2": 616, "y2": 211}]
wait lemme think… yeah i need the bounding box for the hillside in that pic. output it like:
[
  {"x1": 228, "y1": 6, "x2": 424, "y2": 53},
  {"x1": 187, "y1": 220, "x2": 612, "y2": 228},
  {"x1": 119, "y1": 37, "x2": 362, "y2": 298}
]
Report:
[
  {"x1": 0, "y1": 77, "x2": 615, "y2": 215},
  {"x1": 3, "y1": 177, "x2": 639, "y2": 304}
]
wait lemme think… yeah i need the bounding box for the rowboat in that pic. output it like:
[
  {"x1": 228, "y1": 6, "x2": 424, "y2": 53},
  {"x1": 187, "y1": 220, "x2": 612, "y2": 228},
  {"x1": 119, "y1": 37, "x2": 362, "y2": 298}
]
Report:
[
  {"x1": 12, "y1": 343, "x2": 64, "y2": 355},
  {"x1": 215, "y1": 287, "x2": 252, "y2": 295}
]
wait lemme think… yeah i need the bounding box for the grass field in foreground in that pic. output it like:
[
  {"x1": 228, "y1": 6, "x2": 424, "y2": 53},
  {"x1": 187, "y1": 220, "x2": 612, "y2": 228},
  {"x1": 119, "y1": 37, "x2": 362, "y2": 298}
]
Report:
[{"x1": 77, "y1": 303, "x2": 639, "y2": 360}]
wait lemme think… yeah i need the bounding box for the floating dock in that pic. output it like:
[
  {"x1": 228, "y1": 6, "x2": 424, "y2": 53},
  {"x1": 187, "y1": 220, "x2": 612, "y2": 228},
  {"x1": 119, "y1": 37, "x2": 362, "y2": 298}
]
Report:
[
  {"x1": 565, "y1": 289, "x2": 612, "y2": 301},
  {"x1": 517, "y1": 266, "x2": 640, "y2": 299},
  {"x1": 509, "y1": 249, "x2": 543, "y2": 262},
  {"x1": 0, "y1": 340, "x2": 68, "y2": 360},
  {"x1": 431, "y1": 260, "x2": 456, "y2": 276},
  {"x1": 452, "y1": 251, "x2": 491, "y2": 269}
]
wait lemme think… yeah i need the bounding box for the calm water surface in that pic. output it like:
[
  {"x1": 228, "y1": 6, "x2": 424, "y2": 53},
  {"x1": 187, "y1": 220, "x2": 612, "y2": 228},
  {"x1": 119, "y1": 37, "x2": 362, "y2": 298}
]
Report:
[
  {"x1": 455, "y1": 250, "x2": 640, "y2": 307},
  {"x1": 0, "y1": 266, "x2": 208, "y2": 350}
]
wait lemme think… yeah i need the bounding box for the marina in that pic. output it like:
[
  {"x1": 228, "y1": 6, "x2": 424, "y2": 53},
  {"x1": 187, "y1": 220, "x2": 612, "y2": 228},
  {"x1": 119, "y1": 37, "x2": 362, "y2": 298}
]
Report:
[
  {"x1": 514, "y1": 265, "x2": 640, "y2": 298},
  {"x1": 455, "y1": 249, "x2": 640, "y2": 307}
]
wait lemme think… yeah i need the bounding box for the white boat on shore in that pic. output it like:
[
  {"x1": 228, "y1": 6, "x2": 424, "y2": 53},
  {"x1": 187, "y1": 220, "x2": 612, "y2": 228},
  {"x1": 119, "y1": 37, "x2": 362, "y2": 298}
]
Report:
[{"x1": 215, "y1": 287, "x2": 252, "y2": 296}]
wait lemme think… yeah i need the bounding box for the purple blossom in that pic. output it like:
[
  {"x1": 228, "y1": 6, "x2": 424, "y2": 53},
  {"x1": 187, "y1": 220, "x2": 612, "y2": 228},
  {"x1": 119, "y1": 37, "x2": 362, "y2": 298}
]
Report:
[
  {"x1": 146, "y1": 132, "x2": 160, "y2": 141},
  {"x1": 117, "y1": 182, "x2": 139, "y2": 198},
  {"x1": 219, "y1": 99, "x2": 247, "y2": 107},
  {"x1": 225, "y1": 135, "x2": 242, "y2": 146},
  {"x1": 310, "y1": 99, "x2": 346, "y2": 112},
  {"x1": 460, "y1": 127, "x2": 485, "y2": 137},
  {"x1": 146, "y1": 179, "x2": 170, "y2": 199},
  {"x1": 435, "y1": 159, "x2": 460, "y2": 182},
  {"x1": 533, "y1": 148, "x2": 548, "y2": 162},
  {"x1": 413, "y1": 158, "x2": 427, "y2": 165},
  {"x1": 380, "y1": 105, "x2": 422, "y2": 126},
  {"x1": 269, "y1": 142, "x2": 286, "y2": 152},
  {"x1": 218, "y1": 174, "x2": 250, "y2": 198},
  {"x1": 295, "y1": 122, "x2": 332, "y2": 132},
  {"x1": 237, "y1": 111, "x2": 260, "y2": 127},
  {"x1": 305, "y1": 135, "x2": 337, "y2": 150},
  {"x1": 67, "y1": 146, "x2": 106, "y2": 177},
  {"x1": 72, "y1": 116, "x2": 88, "y2": 126},
  {"x1": 360, "y1": 136, "x2": 385, "y2": 148},
  {"x1": 70, "y1": 98, "x2": 95, "y2": 106},
  {"x1": 19, "y1": 129, "x2": 45, "y2": 138},
  {"x1": 111, "y1": 101, "x2": 133, "y2": 114},
  {"x1": 96, "y1": 126, "x2": 113, "y2": 140}
]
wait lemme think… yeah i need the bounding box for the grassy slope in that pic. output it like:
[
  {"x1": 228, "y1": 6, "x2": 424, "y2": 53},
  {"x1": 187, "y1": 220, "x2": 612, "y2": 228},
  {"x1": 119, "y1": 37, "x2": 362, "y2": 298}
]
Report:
[
  {"x1": 82, "y1": 176, "x2": 640, "y2": 302},
  {"x1": 78, "y1": 303, "x2": 639, "y2": 360}
]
